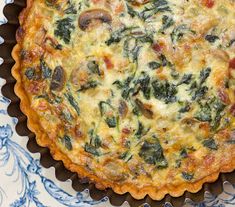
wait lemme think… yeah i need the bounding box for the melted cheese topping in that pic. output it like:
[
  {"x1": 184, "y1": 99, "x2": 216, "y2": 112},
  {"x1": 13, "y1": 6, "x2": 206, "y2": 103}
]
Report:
[{"x1": 19, "y1": 0, "x2": 235, "y2": 189}]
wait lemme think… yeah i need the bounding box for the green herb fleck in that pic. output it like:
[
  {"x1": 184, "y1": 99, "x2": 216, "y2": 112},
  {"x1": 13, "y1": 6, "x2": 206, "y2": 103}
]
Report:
[
  {"x1": 87, "y1": 61, "x2": 101, "y2": 75},
  {"x1": 179, "y1": 102, "x2": 191, "y2": 113},
  {"x1": 205, "y1": 35, "x2": 219, "y2": 43},
  {"x1": 40, "y1": 59, "x2": 52, "y2": 79},
  {"x1": 182, "y1": 172, "x2": 194, "y2": 181},
  {"x1": 148, "y1": 61, "x2": 161, "y2": 70},
  {"x1": 199, "y1": 67, "x2": 211, "y2": 85},
  {"x1": 25, "y1": 68, "x2": 35, "y2": 80},
  {"x1": 77, "y1": 80, "x2": 98, "y2": 92},
  {"x1": 89, "y1": 129, "x2": 102, "y2": 148},
  {"x1": 180, "y1": 148, "x2": 188, "y2": 158},
  {"x1": 126, "y1": 3, "x2": 138, "y2": 17},
  {"x1": 177, "y1": 74, "x2": 192, "y2": 85},
  {"x1": 119, "y1": 151, "x2": 133, "y2": 162},
  {"x1": 160, "y1": 15, "x2": 174, "y2": 32},
  {"x1": 61, "y1": 135, "x2": 73, "y2": 151},
  {"x1": 105, "y1": 117, "x2": 117, "y2": 128},
  {"x1": 64, "y1": 93, "x2": 80, "y2": 116},
  {"x1": 64, "y1": 1, "x2": 77, "y2": 14},
  {"x1": 135, "y1": 121, "x2": 144, "y2": 139},
  {"x1": 194, "y1": 103, "x2": 212, "y2": 122},
  {"x1": 203, "y1": 138, "x2": 218, "y2": 150},
  {"x1": 227, "y1": 39, "x2": 235, "y2": 47},
  {"x1": 171, "y1": 24, "x2": 195, "y2": 43},
  {"x1": 140, "y1": 0, "x2": 171, "y2": 20},
  {"x1": 84, "y1": 143, "x2": 100, "y2": 156}
]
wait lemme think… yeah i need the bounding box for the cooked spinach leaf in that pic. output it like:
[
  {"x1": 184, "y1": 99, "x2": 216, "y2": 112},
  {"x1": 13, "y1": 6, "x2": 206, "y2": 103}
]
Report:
[
  {"x1": 227, "y1": 140, "x2": 235, "y2": 144},
  {"x1": 77, "y1": 80, "x2": 98, "y2": 92},
  {"x1": 177, "y1": 74, "x2": 192, "y2": 85},
  {"x1": 152, "y1": 79, "x2": 177, "y2": 103},
  {"x1": 179, "y1": 102, "x2": 191, "y2": 113},
  {"x1": 123, "y1": 38, "x2": 142, "y2": 63},
  {"x1": 210, "y1": 99, "x2": 226, "y2": 130},
  {"x1": 140, "y1": 0, "x2": 171, "y2": 20},
  {"x1": 105, "y1": 27, "x2": 131, "y2": 46},
  {"x1": 87, "y1": 61, "x2": 101, "y2": 75},
  {"x1": 135, "y1": 121, "x2": 144, "y2": 139},
  {"x1": 134, "y1": 72, "x2": 151, "y2": 99},
  {"x1": 202, "y1": 138, "x2": 218, "y2": 150},
  {"x1": 182, "y1": 172, "x2": 194, "y2": 181},
  {"x1": 227, "y1": 39, "x2": 235, "y2": 47},
  {"x1": 126, "y1": 3, "x2": 138, "y2": 17},
  {"x1": 180, "y1": 148, "x2": 188, "y2": 158},
  {"x1": 25, "y1": 68, "x2": 36, "y2": 80},
  {"x1": 61, "y1": 109, "x2": 73, "y2": 122},
  {"x1": 40, "y1": 59, "x2": 52, "y2": 79},
  {"x1": 171, "y1": 24, "x2": 195, "y2": 43},
  {"x1": 199, "y1": 67, "x2": 211, "y2": 85},
  {"x1": 159, "y1": 54, "x2": 169, "y2": 67},
  {"x1": 192, "y1": 86, "x2": 208, "y2": 101},
  {"x1": 99, "y1": 101, "x2": 117, "y2": 128},
  {"x1": 99, "y1": 101, "x2": 113, "y2": 116},
  {"x1": 64, "y1": 93, "x2": 80, "y2": 115},
  {"x1": 89, "y1": 129, "x2": 102, "y2": 148},
  {"x1": 54, "y1": 17, "x2": 75, "y2": 44},
  {"x1": 160, "y1": 15, "x2": 174, "y2": 32},
  {"x1": 64, "y1": 1, "x2": 77, "y2": 14},
  {"x1": 189, "y1": 67, "x2": 211, "y2": 101},
  {"x1": 194, "y1": 103, "x2": 212, "y2": 122},
  {"x1": 84, "y1": 143, "x2": 100, "y2": 156},
  {"x1": 61, "y1": 135, "x2": 73, "y2": 151},
  {"x1": 139, "y1": 139, "x2": 168, "y2": 168},
  {"x1": 119, "y1": 151, "x2": 133, "y2": 162},
  {"x1": 36, "y1": 93, "x2": 62, "y2": 104},
  {"x1": 105, "y1": 117, "x2": 117, "y2": 128},
  {"x1": 205, "y1": 35, "x2": 219, "y2": 43},
  {"x1": 113, "y1": 75, "x2": 135, "y2": 100},
  {"x1": 175, "y1": 159, "x2": 181, "y2": 168},
  {"x1": 194, "y1": 97, "x2": 226, "y2": 130},
  {"x1": 148, "y1": 61, "x2": 161, "y2": 70}
]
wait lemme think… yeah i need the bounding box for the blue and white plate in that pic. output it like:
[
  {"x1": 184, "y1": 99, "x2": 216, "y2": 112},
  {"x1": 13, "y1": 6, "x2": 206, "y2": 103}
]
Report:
[{"x1": 0, "y1": 1, "x2": 235, "y2": 206}]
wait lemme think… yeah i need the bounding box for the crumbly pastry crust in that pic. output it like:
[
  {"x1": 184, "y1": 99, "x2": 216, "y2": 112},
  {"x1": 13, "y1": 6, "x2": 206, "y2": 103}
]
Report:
[{"x1": 12, "y1": 0, "x2": 235, "y2": 200}]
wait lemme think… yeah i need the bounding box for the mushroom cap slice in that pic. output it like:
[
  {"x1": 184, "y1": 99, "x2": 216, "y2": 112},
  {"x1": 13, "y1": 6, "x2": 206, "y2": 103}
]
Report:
[
  {"x1": 135, "y1": 98, "x2": 154, "y2": 119},
  {"x1": 50, "y1": 66, "x2": 66, "y2": 91},
  {"x1": 78, "y1": 9, "x2": 112, "y2": 31},
  {"x1": 129, "y1": 0, "x2": 150, "y2": 6}
]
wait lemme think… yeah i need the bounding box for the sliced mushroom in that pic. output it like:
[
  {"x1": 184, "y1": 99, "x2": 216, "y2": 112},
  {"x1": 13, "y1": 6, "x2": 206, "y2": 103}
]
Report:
[
  {"x1": 135, "y1": 99, "x2": 153, "y2": 119},
  {"x1": 78, "y1": 9, "x2": 112, "y2": 31},
  {"x1": 103, "y1": 160, "x2": 127, "y2": 182},
  {"x1": 129, "y1": 0, "x2": 150, "y2": 6},
  {"x1": 50, "y1": 66, "x2": 66, "y2": 91},
  {"x1": 118, "y1": 100, "x2": 128, "y2": 118}
]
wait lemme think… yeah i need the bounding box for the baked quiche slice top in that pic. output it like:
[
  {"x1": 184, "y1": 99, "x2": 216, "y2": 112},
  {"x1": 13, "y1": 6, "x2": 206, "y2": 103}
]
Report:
[{"x1": 13, "y1": 0, "x2": 235, "y2": 199}]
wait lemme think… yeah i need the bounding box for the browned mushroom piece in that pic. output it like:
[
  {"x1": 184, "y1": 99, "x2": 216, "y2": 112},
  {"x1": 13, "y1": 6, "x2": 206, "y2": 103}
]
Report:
[
  {"x1": 135, "y1": 98, "x2": 153, "y2": 119},
  {"x1": 50, "y1": 66, "x2": 66, "y2": 91},
  {"x1": 103, "y1": 160, "x2": 128, "y2": 182},
  {"x1": 78, "y1": 9, "x2": 112, "y2": 31},
  {"x1": 118, "y1": 100, "x2": 128, "y2": 118},
  {"x1": 129, "y1": 0, "x2": 150, "y2": 6}
]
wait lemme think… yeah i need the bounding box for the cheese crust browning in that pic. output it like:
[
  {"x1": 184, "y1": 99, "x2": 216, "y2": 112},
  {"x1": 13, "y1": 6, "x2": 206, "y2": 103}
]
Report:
[{"x1": 12, "y1": 0, "x2": 235, "y2": 200}]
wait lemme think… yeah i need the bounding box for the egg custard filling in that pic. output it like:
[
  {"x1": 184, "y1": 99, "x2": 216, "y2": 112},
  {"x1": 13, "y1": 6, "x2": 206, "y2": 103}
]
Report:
[{"x1": 13, "y1": 0, "x2": 235, "y2": 199}]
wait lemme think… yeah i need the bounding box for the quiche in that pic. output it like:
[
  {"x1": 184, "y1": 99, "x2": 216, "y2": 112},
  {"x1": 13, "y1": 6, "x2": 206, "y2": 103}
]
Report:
[{"x1": 12, "y1": 0, "x2": 235, "y2": 200}]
